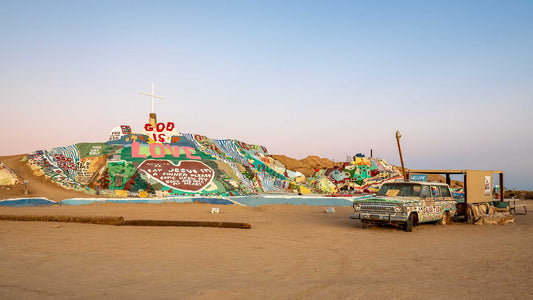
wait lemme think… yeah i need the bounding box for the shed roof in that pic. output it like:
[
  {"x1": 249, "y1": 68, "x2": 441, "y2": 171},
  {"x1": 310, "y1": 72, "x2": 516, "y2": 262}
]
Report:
[{"x1": 407, "y1": 169, "x2": 503, "y2": 174}]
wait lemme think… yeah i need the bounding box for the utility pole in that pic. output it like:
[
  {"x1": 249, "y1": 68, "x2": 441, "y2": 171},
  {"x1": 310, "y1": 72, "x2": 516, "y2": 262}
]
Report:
[{"x1": 395, "y1": 131, "x2": 407, "y2": 181}]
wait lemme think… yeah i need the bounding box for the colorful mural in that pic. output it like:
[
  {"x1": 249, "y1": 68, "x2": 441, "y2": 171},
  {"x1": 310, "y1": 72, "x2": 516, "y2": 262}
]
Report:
[
  {"x1": 24, "y1": 122, "x2": 402, "y2": 197},
  {"x1": 307, "y1": 156, "x2": 402, "y2": 194}
]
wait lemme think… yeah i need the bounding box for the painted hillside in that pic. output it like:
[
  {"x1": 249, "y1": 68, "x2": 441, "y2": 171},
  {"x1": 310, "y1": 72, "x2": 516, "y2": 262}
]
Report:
[{"x1": 21, "y1": 124, "x2": 403, "y2": 197}]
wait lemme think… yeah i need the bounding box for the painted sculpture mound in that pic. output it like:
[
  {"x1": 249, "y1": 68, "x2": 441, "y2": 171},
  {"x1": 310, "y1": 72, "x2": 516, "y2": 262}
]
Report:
[{"x1": 5, "y1": 124, "x2": 403, "y2": 198}]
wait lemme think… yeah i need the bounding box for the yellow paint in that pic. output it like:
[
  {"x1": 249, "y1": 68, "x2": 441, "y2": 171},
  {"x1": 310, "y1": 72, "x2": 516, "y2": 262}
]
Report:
[
  {"x1": 139, "y1": 191, "x2": 147, "y2": 198},
  {"x1": 299, "y1": 186, "x2": 313, "y2": 194},
  {"x1": 386, "y1": 189, "x2": 399, "y2": 196},
  {"x1": 115, "y1": 190, "x2": 128, "y2": 197}
]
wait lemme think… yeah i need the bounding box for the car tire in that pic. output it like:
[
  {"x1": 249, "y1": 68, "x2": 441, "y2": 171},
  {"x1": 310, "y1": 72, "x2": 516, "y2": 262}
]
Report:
[
  {"x1": 438, "y1": 211, "x2": 449, "y2": 225},
  {"x1": 404, "y1": 214, "x2": 414, "y2": 232},
  {"x1": 361, "y1": 220, "x2": 370, "y2": 229}
]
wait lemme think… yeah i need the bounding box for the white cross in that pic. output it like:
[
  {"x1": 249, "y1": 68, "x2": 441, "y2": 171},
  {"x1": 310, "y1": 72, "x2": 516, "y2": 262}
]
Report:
[{"x1": 139, "y1": 83, "x2": 166, "y2": 113}]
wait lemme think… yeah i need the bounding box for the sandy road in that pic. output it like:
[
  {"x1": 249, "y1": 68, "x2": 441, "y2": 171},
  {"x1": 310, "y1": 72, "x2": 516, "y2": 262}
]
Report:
[
  {"x1": 0, "y1": 155, "x2": 98, "y2": 201},
  {"x1": 0, "y1": 202, "x2": 531, "y2": 299}
]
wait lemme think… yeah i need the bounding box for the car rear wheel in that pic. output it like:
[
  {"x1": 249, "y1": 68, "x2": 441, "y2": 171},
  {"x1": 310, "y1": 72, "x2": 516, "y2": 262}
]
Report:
[{"x1": 438, "y1": 211, "x2": 450, "y2": 225}]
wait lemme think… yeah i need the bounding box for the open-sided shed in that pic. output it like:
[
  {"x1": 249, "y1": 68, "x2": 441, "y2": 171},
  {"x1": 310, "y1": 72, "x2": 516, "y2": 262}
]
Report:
[{"x1": 405, "y1": 169, "x2": 504, "y2": 220}]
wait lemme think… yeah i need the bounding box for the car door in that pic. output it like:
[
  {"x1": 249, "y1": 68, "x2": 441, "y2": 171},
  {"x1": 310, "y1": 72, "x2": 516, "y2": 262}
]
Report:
[
  {"x1": 429, "y1": 185, "x2": 442, "y2": 221},
  {"x1": 419, "y1": 185, "x2": 432, "y2": 222},
  {"x1": 438, "y1": 185, "x2": 455, "y2": 216}
]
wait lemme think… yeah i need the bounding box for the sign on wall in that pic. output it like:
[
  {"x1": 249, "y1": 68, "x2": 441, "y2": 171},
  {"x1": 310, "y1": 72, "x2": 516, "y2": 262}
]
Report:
[
  {"x1": 410, "y1": 174, "x2": 428, "y2": 182},
  {"x1": 138, "y1": 160, "x2": 215, "y2": 192}
]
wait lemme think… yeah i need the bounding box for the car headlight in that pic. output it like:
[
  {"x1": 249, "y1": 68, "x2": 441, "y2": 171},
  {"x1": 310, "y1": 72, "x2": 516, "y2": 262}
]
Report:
[
  {"x1": 394, "y1": 204, "x2": 402, "y2": 213},
  {"x1": 354, "y1": 203, "x2": 361, "y2": 212}
]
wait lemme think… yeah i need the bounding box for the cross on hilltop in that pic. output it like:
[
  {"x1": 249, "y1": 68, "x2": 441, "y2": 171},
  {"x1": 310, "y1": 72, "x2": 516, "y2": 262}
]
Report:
[{"x1": 139, "y1": 83, "x2": 166, "y2": 114}]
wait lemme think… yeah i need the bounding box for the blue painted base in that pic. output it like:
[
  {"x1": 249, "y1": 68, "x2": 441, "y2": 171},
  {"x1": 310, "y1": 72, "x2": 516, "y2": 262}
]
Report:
[
  {"x1": 0, "y1": 195, "x2": 374, "y2": 207},
  {"x1": 0, "y1": 198, "x2": 57, "y2": 207}
]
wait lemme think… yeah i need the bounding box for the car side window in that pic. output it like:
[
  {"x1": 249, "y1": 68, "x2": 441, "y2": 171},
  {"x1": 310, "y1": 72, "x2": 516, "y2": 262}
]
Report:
[
  {"x1": 431, "y1": 186, "x2": 440, "y2": 198},
  {"x1": 440, "y1": 186, "x2": 451, "y2": 197}
]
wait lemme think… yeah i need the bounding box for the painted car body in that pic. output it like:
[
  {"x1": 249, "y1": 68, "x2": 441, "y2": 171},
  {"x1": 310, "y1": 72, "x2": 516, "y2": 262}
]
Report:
[{"x1": 351, "y1": 181, "x2": 457, "y2": 231}]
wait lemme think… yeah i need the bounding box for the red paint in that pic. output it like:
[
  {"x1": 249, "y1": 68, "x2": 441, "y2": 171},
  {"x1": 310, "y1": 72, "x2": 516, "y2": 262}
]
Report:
[
  {"x1": 138, "y1": 160, "x2": 214, "y2": 192},
  {"x1": 165, "y1": 144, "x2": 180, "y2": 157},
  {"x1": 144, "y1": 122, "x2": 175, "y2": 132},
  {"x1": 182, "y1": 147, "x2": 201, "y2": 160},
  {"x1": 131, "y1": 142, "x2": 201, "y2": 160},
  {"x1": 150, "y1": 133, "x2": 166, "y2": 143},
  {"x1": 144, "y1": 124, "x2": 154, "y2": 131},
  {"x1": 167, "y1": 122, "x2": 175, "y2": 131},
  {"x1": 149, "y1": 143, "x2": 166, "y2": 158},
  {"x1": 131, "y1": 142, "x2": 147, "y2": 158}
]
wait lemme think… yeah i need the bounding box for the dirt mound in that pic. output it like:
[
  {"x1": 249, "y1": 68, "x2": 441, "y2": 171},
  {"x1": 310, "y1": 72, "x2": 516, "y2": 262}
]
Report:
[
  {"x1": 506, "y1": 190, "x2": 533, "y2": 200},
  {"x1": 426, "y1": 174, "x2": 464, "y2": 189},
  {"x1": 270, "y1": 155, "x2": 336, "y2": 177},
  {"x1": 0, "y1": 155, "x2": 100, "y2": 201}
]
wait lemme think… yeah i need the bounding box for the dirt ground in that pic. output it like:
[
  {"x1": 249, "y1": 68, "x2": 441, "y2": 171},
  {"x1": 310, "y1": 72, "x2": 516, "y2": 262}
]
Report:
[
  {"x1": 1, "y1": 154, "x2": 532, "y2": 299},
  {"x1": 0, "y1": 201, "x2": 531, "y2": 300}
]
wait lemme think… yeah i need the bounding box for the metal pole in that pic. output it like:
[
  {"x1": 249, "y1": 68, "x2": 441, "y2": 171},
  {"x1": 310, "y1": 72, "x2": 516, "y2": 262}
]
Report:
[{"x1": 395, "y1": 131, "x2": 407, "y2": 181}]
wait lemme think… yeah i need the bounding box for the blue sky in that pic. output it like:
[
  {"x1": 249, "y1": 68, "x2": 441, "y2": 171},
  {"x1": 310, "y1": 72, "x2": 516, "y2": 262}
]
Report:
[{"x1": 1, "y1": 1, "x2": 532, "y2": 189}]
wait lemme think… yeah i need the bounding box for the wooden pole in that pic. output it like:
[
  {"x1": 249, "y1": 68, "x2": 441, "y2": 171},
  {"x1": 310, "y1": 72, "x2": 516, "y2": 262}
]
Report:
[
  {"x1": 499, "y1": 172, "x2": 504, "y2": 202},
  {"x1": 464, "y1": 173, "x2": 469, "y2": 221},
  {"x1": 395, "y1": 131, "x2": 407, "y2": 181},
  {"x1": 0, "y1": 215, "x2": 125, "y2": 225},
  {"x1": 0, "y1": 215, "x2": 251, "y2": 229},
  {"x1": 124, "y1": 220, "x2": 251, "y2": 229}
]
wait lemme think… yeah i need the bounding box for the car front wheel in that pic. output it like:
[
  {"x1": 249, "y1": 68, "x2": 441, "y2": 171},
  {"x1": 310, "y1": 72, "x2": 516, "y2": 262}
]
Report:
[
  {"x1": 404, "y1": 213, "x2": 414, "y2": 232},
  {"x1": 361, "y1": 220, "x2": 370, "y2": 229}
]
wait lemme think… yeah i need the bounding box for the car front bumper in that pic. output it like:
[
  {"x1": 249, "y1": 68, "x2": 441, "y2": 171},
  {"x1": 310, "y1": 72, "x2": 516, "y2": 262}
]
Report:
[{"x1": 350, "y1": 212, "x2": 408, "y2": 223}]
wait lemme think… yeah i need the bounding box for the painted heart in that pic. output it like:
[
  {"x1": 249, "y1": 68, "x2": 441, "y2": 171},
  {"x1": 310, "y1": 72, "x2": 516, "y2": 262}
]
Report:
[{"x1": 138, "y1": 160, "x2": 215, "y2": 192}]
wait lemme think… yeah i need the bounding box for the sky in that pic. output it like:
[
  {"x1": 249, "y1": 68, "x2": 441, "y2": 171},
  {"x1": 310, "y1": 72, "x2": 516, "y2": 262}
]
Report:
[{"x1": 1, "y1": 1, "x2": 532, "y2": 189}]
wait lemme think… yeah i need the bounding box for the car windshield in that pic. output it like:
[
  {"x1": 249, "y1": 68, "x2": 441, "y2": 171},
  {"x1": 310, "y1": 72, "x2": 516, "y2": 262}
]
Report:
[{"x1": 377, "y1": 183, "x2": 423, "y2": 197}]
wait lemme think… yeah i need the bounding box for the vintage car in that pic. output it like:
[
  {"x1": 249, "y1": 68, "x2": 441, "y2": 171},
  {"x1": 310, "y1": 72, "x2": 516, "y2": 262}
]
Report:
[{"x1": 351, "y1": 181, "x2": 457, "y2": 232}]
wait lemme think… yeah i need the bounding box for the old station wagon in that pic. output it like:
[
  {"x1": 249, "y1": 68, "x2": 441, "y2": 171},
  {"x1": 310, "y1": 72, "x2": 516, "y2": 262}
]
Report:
[{"x1": 351, "y1": 181, "x2": 457, "y2": 232}]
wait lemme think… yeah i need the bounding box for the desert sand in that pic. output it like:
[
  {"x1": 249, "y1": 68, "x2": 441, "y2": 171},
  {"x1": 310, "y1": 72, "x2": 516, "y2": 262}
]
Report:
[
  {"x1": 0, "y1": 201, "x2": 531, "y2": 299},
  {"x1": 1, "y1": 155, "x2": 532, "y2": 299}
]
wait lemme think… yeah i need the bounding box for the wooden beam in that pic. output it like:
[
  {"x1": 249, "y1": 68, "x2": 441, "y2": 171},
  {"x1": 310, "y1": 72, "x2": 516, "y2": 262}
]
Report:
[
  {"x1": 124, "y1": 220, "x2": 251, "y2": 229},
  {"x1": 0, "y1": 215, "x2": 125, "y2": 225}
]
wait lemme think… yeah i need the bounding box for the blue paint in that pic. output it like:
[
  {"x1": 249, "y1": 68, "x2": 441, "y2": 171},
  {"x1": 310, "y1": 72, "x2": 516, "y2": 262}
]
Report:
[
  {"x1": 193, "y1": 197, "x2": 234, "y2": 205},
  {"x1": 1, "y1": 194, "x2": 372, "y2": 207},
  {"x1": 0, "y1": 198, "x2": 57, "y2": 207},
  {"x1": 410, "y1": 174, "x2": 428, "y2": 182},
  {"x1": 227, "y1": 195, "x2": 359, "y2": 207}
]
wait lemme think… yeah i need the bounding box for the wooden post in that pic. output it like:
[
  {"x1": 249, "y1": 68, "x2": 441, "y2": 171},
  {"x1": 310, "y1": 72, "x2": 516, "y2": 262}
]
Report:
[
  {"x1": 499, "y1": 172, "x2": 504, "y2": 202},
  {"x1": 395, "y1": 131, "x2": 407, "y2": 181},
  {"x1": 464, "y1": 172, "x2": 468, "y2": 221}
]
